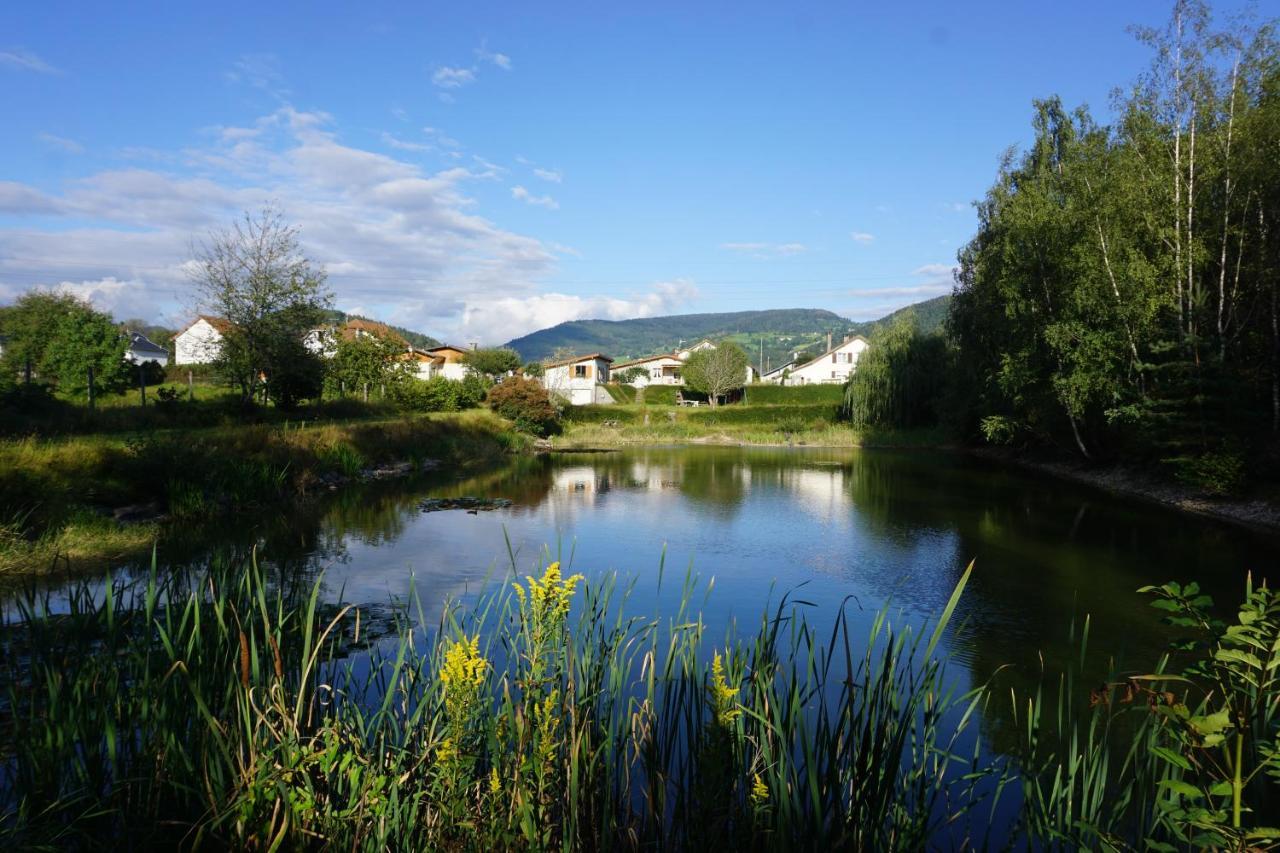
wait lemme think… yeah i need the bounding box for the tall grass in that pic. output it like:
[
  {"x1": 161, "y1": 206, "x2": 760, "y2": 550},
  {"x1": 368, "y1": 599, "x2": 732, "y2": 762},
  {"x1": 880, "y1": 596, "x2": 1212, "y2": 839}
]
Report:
[
  {"x1": 0, "y1": 551, "x2": 990, "y2": 849},
  {"x1": 4, "y1": 552, "x2": 1276, "y2": 849}
]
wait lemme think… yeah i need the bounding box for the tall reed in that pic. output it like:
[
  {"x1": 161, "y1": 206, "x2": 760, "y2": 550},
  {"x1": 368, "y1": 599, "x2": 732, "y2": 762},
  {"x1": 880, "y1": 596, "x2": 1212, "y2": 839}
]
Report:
[{"x1": 0, "y1": 551, "x2": 987, "y2": 849}]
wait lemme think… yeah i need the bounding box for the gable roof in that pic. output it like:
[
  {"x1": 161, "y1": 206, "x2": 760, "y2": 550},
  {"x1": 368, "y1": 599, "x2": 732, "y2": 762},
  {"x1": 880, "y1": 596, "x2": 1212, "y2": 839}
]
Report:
[
  {"x1": 340, "y1": 318, "x2": 407, "y2": 345},
  {"x1": 543, "y1": 352, "x2": 613, "y2": 369},
  {"x1": 176, "y1": 314, "x2": 233, "y2": 336},
  {"x1": 793, "y1": 335, "x2": 870, "y2": 371},
  {"x1": 125, "y1": 331, "x2": 168, "y2": 356},
  {"x1": 610, "y1": 352, "x2": 684, "y2": 370}
]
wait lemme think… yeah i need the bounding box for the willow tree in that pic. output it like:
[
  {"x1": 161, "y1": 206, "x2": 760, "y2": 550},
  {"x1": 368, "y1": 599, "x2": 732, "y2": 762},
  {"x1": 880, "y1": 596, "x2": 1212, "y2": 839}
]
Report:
[{"x1": 840, "y1": 311, "x2": 947, "y2": 430}]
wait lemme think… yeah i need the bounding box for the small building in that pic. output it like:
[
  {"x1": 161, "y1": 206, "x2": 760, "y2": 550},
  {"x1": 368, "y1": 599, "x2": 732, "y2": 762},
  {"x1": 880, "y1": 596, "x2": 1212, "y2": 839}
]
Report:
[
  {"x1": 610, "y1": 352, "x2": 686, "y2": 387},
  {"x1": 782, "y1": 335, "x2": 869, "y2": 385},
  {"x1": 124, "y1": 331, "x2": 168, "y2": 366},
  {"x1": 174, "y1": 315, "x2": 232, "y2": 365},
  {"x1": 613, "y1": 338, "x2": 753, "y2": 388},
  {"x1": 542, "y1": 353, "x2": 613, "y2": 405},
  {"x1": 421, "y1": 344, "x2": 471, "y2": 381},
  {"x1": 761, "y1": 360, "x2": 797, "y2": 384}
]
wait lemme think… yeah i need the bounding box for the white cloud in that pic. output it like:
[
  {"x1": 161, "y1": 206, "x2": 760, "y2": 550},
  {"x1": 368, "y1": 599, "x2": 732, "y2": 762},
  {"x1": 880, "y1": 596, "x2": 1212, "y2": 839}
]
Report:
[
  {"x1": 720, "y1": 241, "x2": 807, "y2": 258},
  {"x1": 475, "y1": 44, "x2": 512, "y2": 70},
  {"x1": 911, "y1": 263, "x2": 957, "y2": 277},
  {"x1": 432, "y1": 66, "x2": 475, "y2": 88},
  {"x1": 226, "y1": 53, "x2": 290, "y2": 99},
  {"x1": 511, "y1": 185, "x2": 559, "y2": 210},
  {"x1": 946, "y1": 201, "x2": 969, "y2": 213},
  {"x1": 0, "y1": 105, "x2": 563, "y2": 344},
  {"x1": 381, "y1": 132, "x2": 430, "y2": 152},
  {"x1": 850, "y1": 283, "x2": 951, "y2": 298},
  {"x1": 0, "y1": 48, "x2": 59, "y2": 74},
  {"x1": 533, "y1": 167, "x2": 563, "y2": 183},
  {"x1": 850, "y1": 231, "x2": 875, "y2": 244},
  {"x1": 422, "y1": 127, "x2": 460, "y2": 148},
  {"x1": 460, "y1": 279, "x2": 697, "y2": 343},
  {"x1": 36, "y1": 133, "x2": 83, "y2": 154}
]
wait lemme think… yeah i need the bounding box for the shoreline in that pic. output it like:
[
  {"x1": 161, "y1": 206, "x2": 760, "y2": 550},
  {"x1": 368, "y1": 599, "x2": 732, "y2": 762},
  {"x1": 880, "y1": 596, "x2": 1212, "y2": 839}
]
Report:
[{"x1": 969, "y1": 447, "x2": 1280, "y2": 534}]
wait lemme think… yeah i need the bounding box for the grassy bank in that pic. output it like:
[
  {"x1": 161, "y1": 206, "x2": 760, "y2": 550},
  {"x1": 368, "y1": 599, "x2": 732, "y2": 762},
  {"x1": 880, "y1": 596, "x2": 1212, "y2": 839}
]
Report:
[
  {"x1": 0, "y1": 410, "x2": 524, "y2": 576},
  {"x1": 554, "y1": 399, "x2": 946, "y2": 448},
  {"x1": 3, "y1": 553, "x2": 1275, "y2": 849}
]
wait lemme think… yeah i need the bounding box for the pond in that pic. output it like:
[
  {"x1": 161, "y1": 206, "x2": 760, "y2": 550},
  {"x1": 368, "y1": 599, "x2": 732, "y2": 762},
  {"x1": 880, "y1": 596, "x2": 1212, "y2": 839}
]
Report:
[{"x1": 9, "y1": 446, "x2": 1280, "y2": 740}]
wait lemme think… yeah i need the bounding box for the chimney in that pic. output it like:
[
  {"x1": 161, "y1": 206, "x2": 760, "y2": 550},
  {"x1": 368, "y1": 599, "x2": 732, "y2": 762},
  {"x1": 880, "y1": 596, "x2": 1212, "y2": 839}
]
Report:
[
  {"x1": 469, "y1": 341, "x2": 478, "y2": 351},
  {"x1": 826, "y1": 331, "x2": 832, "y2": 352}
]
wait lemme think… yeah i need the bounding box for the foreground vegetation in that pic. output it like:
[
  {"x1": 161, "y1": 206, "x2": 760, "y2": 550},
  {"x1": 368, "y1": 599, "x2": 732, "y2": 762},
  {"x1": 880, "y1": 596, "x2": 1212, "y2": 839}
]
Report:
[
  {"x1": 1, "y1": 552, "x2": 1276, "y2": 849},
  {"x1": 0, "y1": 410, "x2": 524, "y2": 576}
]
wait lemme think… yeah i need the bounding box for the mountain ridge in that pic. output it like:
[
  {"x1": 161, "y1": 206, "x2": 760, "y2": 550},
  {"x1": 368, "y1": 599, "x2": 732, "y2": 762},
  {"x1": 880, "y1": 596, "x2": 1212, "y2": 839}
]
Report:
[{"x1": 504, "y1": 296, "x2": 950, "y2": 366}]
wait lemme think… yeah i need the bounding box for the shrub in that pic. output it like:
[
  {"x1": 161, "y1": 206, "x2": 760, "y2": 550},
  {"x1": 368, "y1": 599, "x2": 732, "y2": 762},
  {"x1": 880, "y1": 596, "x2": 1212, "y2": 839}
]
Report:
[
  {"x1": 743, "y1": 384, "x2": 843, "y2": 405},
  {"x1": 1168, "y1": 446, "x2": 1247, "y2": 497},
  {"x1": 393, "y1": 376, "x2": 462, "y2": 412},
  {"x1": 486, "y1": 376, "x2": 561, "y2": 436}
]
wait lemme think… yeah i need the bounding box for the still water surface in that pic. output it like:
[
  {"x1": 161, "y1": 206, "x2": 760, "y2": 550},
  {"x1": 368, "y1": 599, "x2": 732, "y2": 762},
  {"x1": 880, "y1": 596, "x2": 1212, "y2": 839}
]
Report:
[{"x1": 16, "y1": 447, "x2": 1280, "y2": 730}]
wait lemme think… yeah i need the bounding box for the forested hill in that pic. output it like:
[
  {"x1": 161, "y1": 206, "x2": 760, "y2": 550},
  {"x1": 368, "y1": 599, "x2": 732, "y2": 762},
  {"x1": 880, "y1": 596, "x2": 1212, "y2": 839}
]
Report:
[{"x1": 505, "y1": 300, "x2": 948, "y2": 363}]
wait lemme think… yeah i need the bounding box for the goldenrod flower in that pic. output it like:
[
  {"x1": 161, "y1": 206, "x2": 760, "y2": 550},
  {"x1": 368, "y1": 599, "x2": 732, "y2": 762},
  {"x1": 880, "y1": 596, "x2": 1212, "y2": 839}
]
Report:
[
  {"x1": 517, "y1": 561, "x2": 584, "y2": 630},
  {"x1": 440, "y1": 634, "x2": 488, "y2": 724},
  {"x1": 709, "y1": 652, "x2": 741, "y2": 727},
  {"x1": 751, "y1": 773, "x2": 769, "y2": 807},
  {"x1": 489, "y1": 767, "x2": 501, "y2": 794}
]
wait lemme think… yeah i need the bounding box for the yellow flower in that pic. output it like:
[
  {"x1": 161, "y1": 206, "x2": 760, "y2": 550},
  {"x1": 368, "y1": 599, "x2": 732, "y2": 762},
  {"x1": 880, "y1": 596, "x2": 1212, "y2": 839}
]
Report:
[
  {"x1": 751, "y1": 773, "x2": 769, "y2": 807},
  {"x1": 489, "y1": 767, "x2": 501, "y2": 794},
  {"x1": 517, "y1": 561, "x2": 584, "y2": 629},
  {"x1": 439, "y1": 634, "x2": 488, "y2": 724},
  {"x1": 437, "y1": 737, "x2": 457, "y2": 764},
  {"x1": 709, "y1": 652, "x2": 741, "y2": 727}
]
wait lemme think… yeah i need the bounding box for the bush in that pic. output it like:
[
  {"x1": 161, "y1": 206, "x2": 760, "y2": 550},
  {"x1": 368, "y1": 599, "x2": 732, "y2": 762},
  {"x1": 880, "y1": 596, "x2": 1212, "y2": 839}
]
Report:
[
  {"x1": 486, "y1": 376, "x2": 561, "y2": 436},
  {"x1": 743, "y1": 384, "x2": 843, "y2": 405},
  {"x1": 393, "y1": 377, "x2": 463, "y2": 412},
  {"x1": 1168, "y1": 447, "x2": 1247, "y2": 497}
]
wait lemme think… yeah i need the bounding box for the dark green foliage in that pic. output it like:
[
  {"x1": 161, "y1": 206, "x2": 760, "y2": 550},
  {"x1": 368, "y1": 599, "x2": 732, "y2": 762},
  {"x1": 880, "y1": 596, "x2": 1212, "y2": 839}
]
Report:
[
  {"x1": 40, "y1": 303, "x2": 132, "y2": 397},
  {"x1": 393, "y1": 376, "x2": 469, "y2": 412},
  {"x1": 323, "y1": 333, "x2": 412, "y2": 399},
  {"x1": 264, "y1": 334, "x2": 326, "y2": 409},
  {"x1": 686, "y1": 403, "x2": 836, "y2": 427},
  {"x1": 682, "y1": 342, "x2": 749, "y2": 405},
  {"x1": 743, "y1": 384, "x2": 844, "y2": 405},
  {"x1": 486, "y1": 375, "x2": 561, "y2": 435},
  {"x1": 840, "y1": 312, "x2": 949, "y2": 430},
  {"x1": 461, "y1": 346, "x2": 523, "y2": 380},
  {"x1": 949, "y1": 6, "x2": 1280, "y2": 475}
]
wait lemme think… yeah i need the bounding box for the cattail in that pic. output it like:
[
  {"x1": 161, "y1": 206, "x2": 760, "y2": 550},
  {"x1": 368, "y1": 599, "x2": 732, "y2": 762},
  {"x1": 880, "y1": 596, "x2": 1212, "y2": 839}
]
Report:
[{"x1": 239, "y1": 630, "x2": 250, "y2": 688}]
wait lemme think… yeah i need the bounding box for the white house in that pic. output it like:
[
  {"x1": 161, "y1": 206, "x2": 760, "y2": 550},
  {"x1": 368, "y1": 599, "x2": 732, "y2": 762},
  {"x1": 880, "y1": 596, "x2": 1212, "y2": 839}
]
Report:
[
  {"x1": 174, "y1": 315, "x2": 231, "y2": 365},
  {"x1": 613, "y1": 339, "x2": 751, "y2": 388},
  {"x1": 421, "y1": 344, "x2": 470, "y2": 381},
  {"x1": 542, "y1": 353, "x2": 613, "y2": 405},
  {"x1": 760, "y1": 360, "x2": 797, "y2": 383},
  {"x1": 780, "y1": 335, "x2": 870, "y2": 384},
  {"x1": 124, "y1": 331, "x2": 168, "y2": 365}
]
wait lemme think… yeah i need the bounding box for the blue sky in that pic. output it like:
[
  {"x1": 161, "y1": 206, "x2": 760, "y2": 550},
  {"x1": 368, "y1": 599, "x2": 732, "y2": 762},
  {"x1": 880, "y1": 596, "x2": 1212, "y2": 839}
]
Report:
[{"x1": 0, "y1": 1, "x2": 1259, "y2": 344}]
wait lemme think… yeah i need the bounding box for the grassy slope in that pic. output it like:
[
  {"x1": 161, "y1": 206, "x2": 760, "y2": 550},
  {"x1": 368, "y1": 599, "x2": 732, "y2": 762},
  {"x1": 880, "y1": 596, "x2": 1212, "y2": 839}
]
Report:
[
  {"x1": 554, "y1": 389, "x2": 946, "y2": 449},
  {"x1": 0, "y1": 410, "x2": 522, "y2": 576}
]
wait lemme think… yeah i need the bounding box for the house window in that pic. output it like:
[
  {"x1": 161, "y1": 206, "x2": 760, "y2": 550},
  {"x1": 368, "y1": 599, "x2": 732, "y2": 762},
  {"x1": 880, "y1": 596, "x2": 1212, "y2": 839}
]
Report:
[
  {"x1": 574, "y1": 364, "x2": 590, "y2": 378},
  {"x1": 831, "y1": 354, "x2": 837, "y2": 363}
]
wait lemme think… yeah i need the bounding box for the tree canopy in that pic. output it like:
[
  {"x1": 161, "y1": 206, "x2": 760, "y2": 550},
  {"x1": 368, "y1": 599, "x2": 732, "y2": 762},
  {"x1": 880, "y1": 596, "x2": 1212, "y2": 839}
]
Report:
[
  {"x1": 948, "y1": 0, "x2": 1279, "y2": 485},
  {"x1": 682, "y1": 342, "x2": 749, "y2": 406},
  {"x1": 190, "y1": 207, "x2": 331, "y2": 406}
]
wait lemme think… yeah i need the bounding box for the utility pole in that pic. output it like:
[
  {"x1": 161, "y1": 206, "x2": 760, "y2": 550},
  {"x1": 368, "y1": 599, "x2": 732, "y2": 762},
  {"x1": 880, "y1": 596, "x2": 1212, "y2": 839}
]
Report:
[{"x1": 138, "y1": 363, "x2": 147, "y2": 407}]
